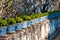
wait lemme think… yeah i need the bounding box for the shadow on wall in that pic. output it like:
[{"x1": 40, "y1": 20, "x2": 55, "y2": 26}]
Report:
[{"x1": 48, "y1": 12, "x2": 60, "y2": 40}]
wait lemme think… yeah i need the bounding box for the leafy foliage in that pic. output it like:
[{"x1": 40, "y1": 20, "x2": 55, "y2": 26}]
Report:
[
  {"x1": 7, "y1": 18, "x2": 16, "y2": 25},
  {"x1": 30, "y1": 15, "x2": 35, "y2": 19},
  {"x1": 0, "y1": 10, "x2": 60, "y2": 27},
  {"x1": 21, "y1": 16, "x2": 32, "y2": 21},
  {"x1": 0, "y1": 19, "x2": 8, "y2": 27},
  {"x1": 15, "y1": 17, "x2": 23, "y2": 23}
]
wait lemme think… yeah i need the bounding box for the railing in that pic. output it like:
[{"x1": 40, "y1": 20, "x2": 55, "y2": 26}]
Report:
[
  {"x1": 48, "y1": 27, "x2": 60, "y2": 40},
  {"x1": 0, "y1": 12, "x2": 60, "y2": 40}
]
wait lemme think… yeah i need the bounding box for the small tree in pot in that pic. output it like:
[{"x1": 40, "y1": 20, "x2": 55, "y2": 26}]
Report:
[
  {"x1": 7, "y1": 18, "x2": 16, "y2": 33},
  {"x1": 0, "y1": 19, "x2": 8, "y2": 36},
  {"x1": 15, "y1": 17, "x2": 23, "y2": 30}
]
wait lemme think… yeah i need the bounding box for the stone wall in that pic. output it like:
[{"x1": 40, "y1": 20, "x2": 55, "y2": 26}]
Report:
[
  {"x1": 0, "y1": 17, "x2": 60, "y2": 40},
  {"x1": 0, "y1": 20, "x2": 50, "y2": 40}
]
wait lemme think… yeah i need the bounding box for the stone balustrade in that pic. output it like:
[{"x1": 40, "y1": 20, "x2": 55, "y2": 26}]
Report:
[
  {"x1": 0, "y1": 20, "x2": 50, "y2": 40},
  {"x1": 0, "y1": 13, "x2": 60, "y2": 40}
]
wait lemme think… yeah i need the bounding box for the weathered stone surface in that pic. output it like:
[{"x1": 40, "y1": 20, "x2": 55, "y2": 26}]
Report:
[{"x1": 0, "y1": 18, "x2": 60, "y2": 40}]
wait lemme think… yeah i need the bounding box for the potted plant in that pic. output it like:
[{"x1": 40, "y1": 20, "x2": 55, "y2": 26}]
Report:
[
  {"x1": 15, "y1": 17, "x2": 23, "y2": 30},
  {"x1": 0, "y1": 19, "x2": 8, "y2": 36},
  {"x1": 7, "y1": 18, "x2": 16, "y2": 33},
  {"x1": 21, "y1": 16, "x2": 31, "y2": 28}
]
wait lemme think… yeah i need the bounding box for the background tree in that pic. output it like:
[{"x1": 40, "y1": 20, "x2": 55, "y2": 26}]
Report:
[
  {"x1": 37, "y1": 0, "x2": 58, "y2": 13},
  {"x1": 21, "y1": 0, "x2": 58, "y2": 13}
]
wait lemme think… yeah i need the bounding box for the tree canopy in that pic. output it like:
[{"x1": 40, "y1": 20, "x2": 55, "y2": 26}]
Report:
[{"x1": 0, "y1": 0, "x2": 59, "y2": 18}]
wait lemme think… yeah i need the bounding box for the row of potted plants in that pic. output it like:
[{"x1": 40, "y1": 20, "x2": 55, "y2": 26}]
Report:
[{"x1": 0, "y1": 10, "x2": 60, "y2": 36}]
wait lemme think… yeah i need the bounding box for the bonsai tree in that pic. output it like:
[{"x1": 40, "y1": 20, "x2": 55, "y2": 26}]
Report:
[
  {"x1": 0, "y1": 19, "x2": 8, "y2": 27},
  {"x1": 15, "y1": 17, "x2": 23, "y2": 23},
  {"x1": 7, "y1": 18, "x2": 16, "y2": 25}
]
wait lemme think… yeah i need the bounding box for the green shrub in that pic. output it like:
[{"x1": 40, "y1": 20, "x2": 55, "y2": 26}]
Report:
[
  {"x1": 37, "y1": 14, "x2": 42, "y2": 17},
  {"x1": 39, "y1": 13, "x2": 45, "y2": 17},
  {"x1": 7, "y1": 18, "x2": 16, "y2": 25},
  {"x1": 34, "y1": 14, "x2": 37, "y2": 18},
  {"x1": 43, "y1": 12, "x2": 49, "y2": 16},
  {"x1": 34, "y1": 14, "x2": 40, "y2": 18},
  {"x1": 30, "y1": 15, "x2": 35, "y2": 19},
  {"x1": 32, "y1": 14, "x2": 37, "y2": 18},
  {"x1": 15, "y1": 17, "x2": 23, "y2": 23},
  {"x1": 0, "y1": 19, "x2": 8, "y2": 27},
  {"x1": 21, "y1": 16, "x2": 31, "y2": 21}
]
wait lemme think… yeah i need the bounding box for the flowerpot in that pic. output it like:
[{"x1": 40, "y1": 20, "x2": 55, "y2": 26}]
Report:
[
  {"x1": 7, "y1": 25, "x2": 16, "y2": 33},
  {"x1": 27, "y1": 21, "x2": 32, "y2": 27},
  {"x1": 22, "y1": 21, "x2": 28, "y2": 29},
  {"x1": 34, "y1": 19, "x2": 37, "y2": 24},
  {"x1": 0, "y1": 27, "x2": 7, "y2": 36},
  {"x1": 38, "y1": 18, "x2": 41, "y2": 22},
  {"x1": 31, "y1": 19, "x2": 35, "y2": 25},
  {"x1": 43, "y1": 16, "x2": 48, "y2": 20},
  {"x1": 35, "y1": 18, "x2": 39, "y2": 24},
  {"x1": 37, "y1": 18, "x2": 40, "y2": 23},
  {"x1": 15, "y1": 23, "x2": 23, "y2": 30},
  {"x1": 41, "y1": 17, "x2": 44, "y2": 21},
  {"x1": 33, "y1": 19, "x2": 36, "y2": 24}
]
